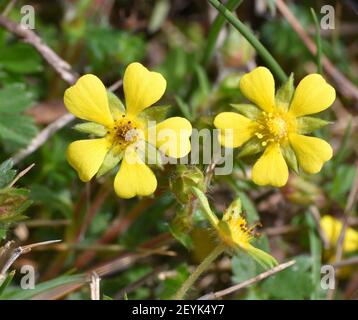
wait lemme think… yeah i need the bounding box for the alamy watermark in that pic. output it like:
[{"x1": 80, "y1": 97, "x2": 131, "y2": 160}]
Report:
[{"x1": 20, "y1": 5, "x2": 35, "y2": 30}]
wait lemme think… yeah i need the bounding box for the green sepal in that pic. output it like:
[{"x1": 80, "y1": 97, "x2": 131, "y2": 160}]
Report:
[
  {"x1": 191, "y1": 187, "x2": 218, "y2": 227},
  {"x1": 168, "y1": 209, "x2": 193, "y2": 250},
  {"x1": 169, "y1": 168, "x2": 205, "y2": 205},
  {"x1": 230, "y1": 103, "x2": 261, "y2": 119},
  {"x1": 107, "y1": 91, "x2": 125, "y2": 119},
  {"x1": 244, "y1": 245, "x2": 278, "y2": 270},
  {"x1": 275, "y1": 73, "x2": 294, "y2": 111},
  {"x1": 96, "y1": 150, "x2": 122, "y2": 177},
  {"x1": 237, "y1": 139, "x2": 264, "y2": 158},
  {"x1": 140, "y1": 105, "x2": 171, "y2": 123},
  {"x1": 281, "y1": 145, "x2": 299, "y2": 174},
  {"x1": 296, "y1": 116, "x2": 332, "y2": 134},
  {"x1": 73, "y1": 122, "x2": 107, "y2": 137}
]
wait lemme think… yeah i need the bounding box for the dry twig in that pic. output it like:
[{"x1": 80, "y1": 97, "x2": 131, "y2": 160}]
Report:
[
  {"x1": 198, "y1": 260, "x2": 296, "y2": 300},
  {"x1": 275, "y1": 0, "x2": 358, "y2": 104}
]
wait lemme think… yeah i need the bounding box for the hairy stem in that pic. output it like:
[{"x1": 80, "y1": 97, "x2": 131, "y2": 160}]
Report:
[{"x1": 173, "y1": 243, "x2": 225, "y2": 300}]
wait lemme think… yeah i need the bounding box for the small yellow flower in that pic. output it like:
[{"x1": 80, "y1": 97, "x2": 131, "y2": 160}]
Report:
[
  {"x1": 321, "y1": 215, "x2": 358, "y2": 253},
  {"x1": 214, "y1": 67, "x2": 335, "y2": 187},
  {"x1": 193, "y1": 187, "x2": 277, "y2": 269},
  {"x1": 64, "y1": 62, "x2": 192, "y2": 198}
]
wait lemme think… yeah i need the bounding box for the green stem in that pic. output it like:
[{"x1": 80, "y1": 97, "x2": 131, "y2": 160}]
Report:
[
  {"x1": 173, "y1": 243, "x2": 226, "y2": 300},
  {"x1": 202, "y1": 0, "x2": 242, "y2": 66},
  {"x1": 310, "y1": 8, "x2": 323, "y2": 74},
  {"x1": 208, "y1": 0, "x2": 287, "y2": 83}
]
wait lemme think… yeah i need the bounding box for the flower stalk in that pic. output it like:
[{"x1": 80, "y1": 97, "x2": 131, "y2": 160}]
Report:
[
  {"x1": 173, "y1": 243, "x2": 226, "y2": 300},
  {"x1": 208, "y1": 0, "x2": 287, "y2": 82}
]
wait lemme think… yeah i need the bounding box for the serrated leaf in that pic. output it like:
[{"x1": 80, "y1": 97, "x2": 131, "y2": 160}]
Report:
[
  {"x1": 231, "y1": 103, "x2": 261, "y2": 119},
  {"x1": 0, "y1": 84, "x2": 34, "y2": 114},
  {"x1": 296, "y1": 116, "x2": 331, "y2": 134},
  {"x1": 0, "y1": 43, "x2": 43, "y2": 74},
  {"x1": 0, "y1": 160, "x2": 16, "y2": 189},
  {"x1": 0, "y1": 114, "x2": 38, "y2": 151},
  {"x1": 261, "y1": 255, "x2": 313, "y2": 299},
  {"x1": 73, "y1": 122, "x2": 107, "y2": 137}
]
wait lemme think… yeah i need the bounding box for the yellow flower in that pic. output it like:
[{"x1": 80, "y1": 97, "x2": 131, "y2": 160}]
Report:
[
  {"x1": 214, "y1": 67, "x2": 335, "y2": 187},
  {"x1": 321, "y1": 215, "x2": 358, "y2": 253},
  {"x1": 64, "y1": 62, "x2": 192, "y2": 198},
  {"x1": 192, "y1": 187, "x2": 277, "y2": 269}
]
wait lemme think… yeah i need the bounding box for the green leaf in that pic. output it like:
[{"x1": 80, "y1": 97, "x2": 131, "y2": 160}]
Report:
[
  {"x1": 157, "y1": 263, "x2": 190, "y2": 300},
  {"x1": 296, "y1": 116, "x2": 331, "y2": 134},
  {"x1": 0, "y1": 270, "x2": 16, "y2": 296},
  {"x1": 140, "y1": 105, "x2": 171, "y2": 123},
  {"x1": 232, "y1": 251, "x2": 263, "y2": 283},
  {"x1": 0, "y1": 114, "x2": 38, "y2": 151},
  {"x1": 0, "y1": 43, "x2": 43, "y2": 74},
  {"x1": 0, "y1": 274, "x2": 86, "y2": 300},
  {"x1": 231, "y1": 103, "x2": 260, "y2": 119},
  {"x1": 275, "y1": 72, "x2": 294, "y2": 110},
  {"x1": 262, "y1": 255, "x2": 313, "y2": 299},
  {"x1": 174, "y1": 96, "x2": 192, "y2": 121},
  {"x1": 148, "y1": 0, "x2": 170, "y2": 33},
  {"x1": 0, "y1": 84, "x2": 34, "y2": 114},
  {"x1": 73, "y1": 122, "x2": 107, "y2": 137},
  {"x1": 0, "y1": 188, "x2": 32, "y2": 223},
  {"x1": 0, "y1": 159, "x2": 16, "y2": 189}
]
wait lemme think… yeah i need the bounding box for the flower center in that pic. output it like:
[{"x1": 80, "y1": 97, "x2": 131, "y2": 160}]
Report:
[
  {"x1": 255, "y1": 111, "x2": 295, "y2": 146},
  {"x1": 108, "y1": 115, "x2": 143, "y2": 151}
]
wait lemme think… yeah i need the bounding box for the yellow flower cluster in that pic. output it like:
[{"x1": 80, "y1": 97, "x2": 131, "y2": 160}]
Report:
[{"x1": 64, "y1": 64, "x2": 335, "y2": 195}]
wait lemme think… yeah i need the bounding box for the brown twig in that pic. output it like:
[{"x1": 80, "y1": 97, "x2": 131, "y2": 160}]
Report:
[
  {"x1": 275, "y1": 0, "x2": 358, "y2": 104},
  {"x1": 198, "y1": 260, "x2": 296, "y2": 300},
  {"x1": 0, "y1": 15, "x2": 77, "y2": 84},
  {"x1": 332, "y1": 256, "x2": 358, "y2": 269},
  {"x1": 0, "y1": 240, "x2": 61, "y2": 282},
  {"x1": 89, "y1": 271, "x2": 101, "y2": 300},
  {"x1": 11, "y1": 113, "x2": 75, "y2": 165},
  {"x1": 8, "y1": 163, "x2": 35, "y2": 187}
]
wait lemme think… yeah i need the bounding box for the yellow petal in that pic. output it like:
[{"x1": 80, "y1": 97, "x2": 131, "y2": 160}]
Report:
[
  {"x1": 321, "y1": 215, "x2": 358, "y2": 253},
  {"x1": 64, "y1": 74, "x2": 113, "y2": 126},
  {"x1": 252, "y1": 143, "x2": 288, "y2": 187},
  {"x1": 147, "y1": 117, "x2": 192, "y2": 158},
  {"x1": 289, "y1": 133, "x2": 332, "y2": 174},
  {"x1": 67, "y1": 138, "x2": 110, "y2": 182},
  {"x1": 214, "y1": 112, "x2": 255, "y2": 148},
  {"x1": 114, "y1": 148, "x2": 157, "y2": 198},
  {"x1": 239, "y1": 67, "x2": 275, "y2": 112},
  {"x1": 124, "y1": 62, "x2": 167, "y2": 116},
  {"x1": 289, "y1": 74, "x2": 336, "y2": 117}
]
